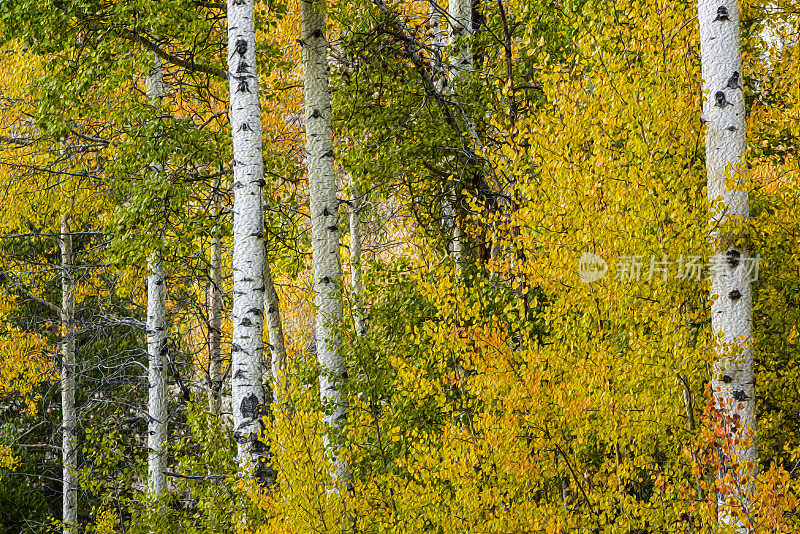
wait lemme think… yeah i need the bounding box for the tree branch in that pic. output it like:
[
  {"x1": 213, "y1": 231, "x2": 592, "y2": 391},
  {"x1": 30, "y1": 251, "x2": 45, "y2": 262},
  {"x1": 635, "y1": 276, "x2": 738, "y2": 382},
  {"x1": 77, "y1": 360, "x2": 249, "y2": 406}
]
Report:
[
  {"x1": 0, "y1": 134, "x2": 33, "y2": 147},
  {"x1": 164, "y1": 471, "x2": 229, "y2": 480},
  {"x1": 4, "y1": 271, "x2": 61, "y2": 314},
  {"x1": 68, "y1": 9, "x2": 227, "y2": 80},
  {"x1": 124, "y1": 29, "x2": 227, "y2": 80}
]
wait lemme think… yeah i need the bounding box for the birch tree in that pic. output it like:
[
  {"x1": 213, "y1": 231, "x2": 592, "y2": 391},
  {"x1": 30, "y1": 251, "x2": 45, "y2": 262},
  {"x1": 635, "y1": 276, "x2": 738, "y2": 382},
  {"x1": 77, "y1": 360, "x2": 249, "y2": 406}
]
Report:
[
  {"x1": 428, "y1": 0, "x2": 445, "y2": 93},
  {"x1": 226, "y1": 0, "x2": 272, "y2": 484},
  {"x1": 60, "y1": 212, "x2": 77, "y2": 534},
  {"x1": 146, "y1": 255, "x2": 167, "y2": 496},
  {"x1": 264, "y1": 258, "x2": 288, "y2": 407},
  {"x1": 208, "y1": 206, "x2": 224, "y2": 415},
  {"x1": 145, "y1": 54, "x2": 168, "y2": 499},
  {"x1": 445, "y1": 0, "x2": 472, "y2": 266},
  {"x1": 447, "y1": 0, "x2": 472, "y2": 81},
  {"x1": 300, "y1": 0, "x2": 350, "y2": 485},
  {"x1": 348, "y1": 177, "x2": 366, "y2": 337},
  {"x1": 698, "y1": 0, "x2": 758, "y2": 527}
]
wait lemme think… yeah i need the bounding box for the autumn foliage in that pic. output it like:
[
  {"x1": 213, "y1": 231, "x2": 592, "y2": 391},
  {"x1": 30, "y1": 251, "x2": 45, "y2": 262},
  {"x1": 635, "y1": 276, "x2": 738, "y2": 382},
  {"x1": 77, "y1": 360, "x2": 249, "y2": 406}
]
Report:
[{"x1": 0, "y1": 0, "x2": 799, "y2": 533}]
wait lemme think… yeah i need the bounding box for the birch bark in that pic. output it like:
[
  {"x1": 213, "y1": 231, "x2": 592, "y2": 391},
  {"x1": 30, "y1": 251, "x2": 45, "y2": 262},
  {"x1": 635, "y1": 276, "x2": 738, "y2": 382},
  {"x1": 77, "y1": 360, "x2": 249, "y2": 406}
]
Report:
[
  {"x1": 145, "y1": 54, "x2": 168, "y2": 499},
  {"x1": 60, "y1": 213, "x2": 77, "y2": 534},
  {"x1": 698, "y1": 1, "x2": 758, "y2": 528},
  {"x1": 447, "y1": 0, "x2": 473, "y2": 81},
  {"x1": 146, "y1": 255, "x2": 167, "y2": 496},
  {"x1": 208, "y1": 215, "x2": 223, "y2": 415},
  {"x1": 226, "y1": 0, "x2": 271, "y2": 484},
  {"x1": 264, "y1": 257, "x2": 288, "y2": 407},
  {"x1": 428, "y1": 0, "x2": 445, "y2": 93},
  {"x1": 349, "y1": 177, "x2": 366, "y2": 337},
  {"x1": 444, "y1": 0, "x2": 472, "y2": 265},
  {"x1": 300, "y1": 0, "x2": 350, "y2": 485}
]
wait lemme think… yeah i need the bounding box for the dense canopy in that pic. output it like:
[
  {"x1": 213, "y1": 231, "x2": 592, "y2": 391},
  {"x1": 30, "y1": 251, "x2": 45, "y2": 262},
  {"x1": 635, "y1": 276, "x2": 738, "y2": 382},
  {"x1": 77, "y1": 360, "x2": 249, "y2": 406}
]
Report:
[{"x1": 0, "y1": 0, "x2": 799, "y2": 533}]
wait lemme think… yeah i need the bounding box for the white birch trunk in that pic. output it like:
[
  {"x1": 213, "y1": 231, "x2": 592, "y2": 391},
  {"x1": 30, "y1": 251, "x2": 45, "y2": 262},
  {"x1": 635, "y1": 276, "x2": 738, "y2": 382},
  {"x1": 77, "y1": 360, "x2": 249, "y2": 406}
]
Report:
[
  {"x1": 208, "y1": 206, "x2": 224, "y2": 415},
  {"x1": 60, "y1": 213, "x2": 77, "y2": 534},
  {"x1": 300, "y1": 0, "x2": 350, "y2": 486},
  {"x1": 447, "y1": 0, "x2": 473, "y2": 81},
  {"x1": 698, "y1": 1, "x2": 758, "y2": 529},
  {"x1": 442, "y1": 189, "x2": 464, "y2": 264},
  {"x1": 226, "y1": 0, "x2": 271, "y2": 485},
  {"x1": 264, "y1": 258, "x2": 288, "y2": 407},
  {"x1": 349, "y1": 178, "x2": 366, "y2": 337},
  {"x1": 145, "y1": 53, "x2": 168, "y2": 500},
  {"x1": 428, "y1": 0, "x2": 445, "y2": 93},
  {"x1": 444, "y1": 0, "x2": 472, "y2": 266},
  {"x1": 146, "y1": 256, "x2": 168, "y2": 497},
  {"x1": 451, "y1": 200, "x2": 465, "y2": 262}
]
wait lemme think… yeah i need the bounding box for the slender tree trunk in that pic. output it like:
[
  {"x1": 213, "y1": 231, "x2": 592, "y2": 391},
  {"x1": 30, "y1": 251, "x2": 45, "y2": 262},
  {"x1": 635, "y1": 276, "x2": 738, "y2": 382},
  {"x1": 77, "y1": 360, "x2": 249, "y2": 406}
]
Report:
[
  {"x1": 349, "y1": 177, "x2": 366, "y2": 337},
  {"x1": 226, "y1": 0, "x2": 272, "y2": 485},
  {"x1": 442, "y1": 201, "x2": 464, "y2": 272},
  {"x1": 698, "y1": 1, "x2": 758, "y2": 529},
  {"x1": 431, "y1": 0, "x2": 454, "y2": 261},
  {"x1": 447, "y1": 0, "x2": 473, "y2": 82},
  {"x1": 145, "y1": 53, "x2": 169, "y2": 500},
  {"x1": 300, "y1": 0, "x2": 351, "y2": 486},
  {"x1": 444, "y1": 0, "x2": 472, "y2": 267},
  {"x1": 208, "y1": 204, "x2": 224, "y2": 415},
  {"x1": 428, "y1": 0, "x2": 445, "y2": 93},
  {"x1": 60, "y1": 213, "x2": 77, "y2": 534},
  {"x1": 264, "y1": 257, "x2": 287, "y2": 406},
  {"x1": 146, "y1": 256, "x2": 168, "y2": 497}
]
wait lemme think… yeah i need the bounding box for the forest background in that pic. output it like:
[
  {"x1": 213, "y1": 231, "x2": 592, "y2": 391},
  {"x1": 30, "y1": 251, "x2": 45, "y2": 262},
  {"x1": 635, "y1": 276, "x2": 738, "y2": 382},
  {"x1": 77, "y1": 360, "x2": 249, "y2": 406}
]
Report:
[{"x1": 0, "y1": 0, "x2": 799, "y2": 533}]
